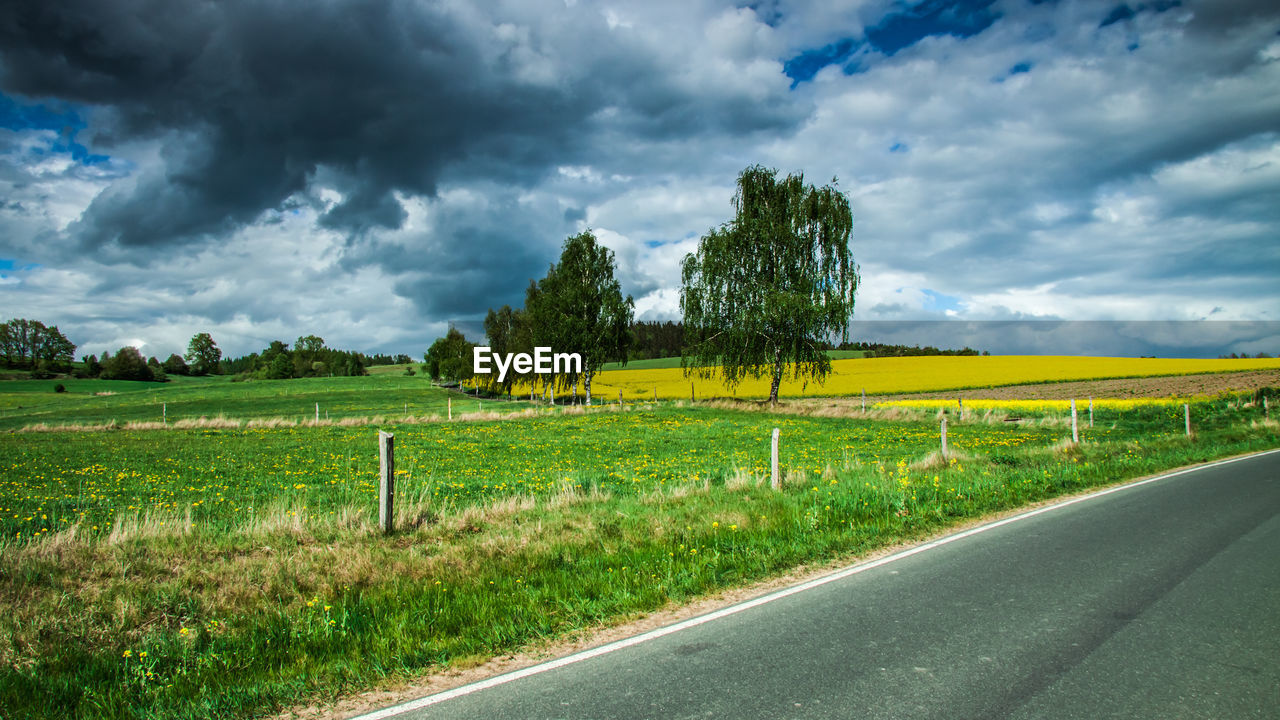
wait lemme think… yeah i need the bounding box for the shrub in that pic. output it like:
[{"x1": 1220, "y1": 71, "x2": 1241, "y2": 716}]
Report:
[{"x1": 53, "y1": 383, "x2": 66, "y2": 393}]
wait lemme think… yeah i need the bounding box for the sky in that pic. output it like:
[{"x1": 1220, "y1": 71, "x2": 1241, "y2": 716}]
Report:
[{"x1": 1, "y1": 0, "x2": 1278, "y2": 359}]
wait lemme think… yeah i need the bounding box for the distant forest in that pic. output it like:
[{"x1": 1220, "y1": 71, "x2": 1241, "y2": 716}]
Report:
[
  {"x1": 626, "y1": 321, "x2": 983, "y2": 359},
  {"x1": 834, "y1": 340, "x2": 983, "y2": 357}
]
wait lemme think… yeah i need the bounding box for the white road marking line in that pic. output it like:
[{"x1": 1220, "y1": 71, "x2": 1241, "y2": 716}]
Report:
[{"x1": 352, "y1": 447, "x2": 1280, "y2": 719}]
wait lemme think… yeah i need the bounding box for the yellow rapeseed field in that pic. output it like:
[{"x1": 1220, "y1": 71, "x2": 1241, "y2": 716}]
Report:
[{"x1": 568, "y1": 355, "x2": 1280, "y2": 400}]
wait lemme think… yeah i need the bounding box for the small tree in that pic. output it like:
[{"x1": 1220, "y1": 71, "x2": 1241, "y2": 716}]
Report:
[
  {"x1": 102, "y1": 346, "x2": 155, "y2": 381},
  {"x1": 147, "y1": 356, "x2": 168, "y2": 382},
  {"x1": 162, "y1": 353, "x2": 190, "y2": 376},
  {"x1": 681, "y1": 165, "x2": 858, "y2": 403},
  {"x1": 186, "y1": 332, "x2": 222, "y2": 375},
  {"x1": 425, "y1": 328, "x2": 475, "y2": 383},
  {"x1": 483, "y1": 305, "x2": 524, "y2": 396},
  {"x1": 528, "y1": 231, "x2": 633, "y2": 404}
]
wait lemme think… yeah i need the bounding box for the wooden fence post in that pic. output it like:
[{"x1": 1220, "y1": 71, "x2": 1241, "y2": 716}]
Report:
[
  {"x1": 1265, "y1": 396, "x2": 1270, "y2": 418},
  {"x1": 315, "y1": 402, "x2": 319, "y2": 423},
  {"x1": 653, "y1": 387, "x2": 657, "y2": 402},
  {"x1": 770, "y1": 428, "x2": 780, "y2": 490},
  {"x1": 1089, "y1": 397, "x2": 1094, "y2": 428},
  {"x1": 941, "y1": 417, "x2": 948, "y2": 460},
  {"x1": 378, "y1": 431, "x2": 395, "y2": 534},
  {"x1": 1184, "y1": 403, "x2": 1191, "y2": 437},
  {"x1": 691, "y1": 383, "x2": 695, "y2": 403},
  {"x1": 619, "y1": 389, "x2": 623, "y2": 406},
  {"x1": 1071, "y1": 399, "x2": 1079, "y2": 443},
  {"x1": 958, "y1": 398, "x2": 964, "y2": 422},
  {"x1": 163, "y1": 403, "x2": 167, "y2": 425},
  {"x1": 861, "y1": 388, "x2": 866, "y2": 412},
  {"x1": 448, "y1": 397, "x2": 452, "y2": 421}
]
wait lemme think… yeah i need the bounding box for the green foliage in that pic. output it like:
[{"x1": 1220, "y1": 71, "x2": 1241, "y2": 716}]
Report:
[
  {"x1": 0, "y1": 318, "x2": 76, "y2": 371},
  {"x1": 161, "y1": 353, "x2": 190, "y2": 376},
  {"x1": 630, "y1": 320, "x2": 684, "y2": 360},
  {"x1": 101, "y1": 346, "x2": 159, "y2": 382},
  {"x1": 425, "y1": 328, "x2": 475, "y2": 383},
  {"x1": 483, "y1": 305, "x2": 525, "y2": 395},
  {"x1": 525, "y1": 230, "x2": 634, "y2": 402},
  {"x1": 146, "y1": 356, "x2": 168, "y2": 383},
  {"x1": 682, "y1": 165, "x2": 858, "y2": 402},
  {"x1": 266, "y1": 353, "x2": 293, "y2": 380},
  {"x1": 185, "y1": 333, "x2": 222, "y2": 376},
  {"x1": 81, "y1": 354, "x2": 103, "y2": 378}
]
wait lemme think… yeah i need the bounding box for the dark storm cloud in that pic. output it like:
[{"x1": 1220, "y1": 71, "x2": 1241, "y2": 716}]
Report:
[
  {"x1": 0, "y1": 0, "x2": 585, "y2": 245},
  {"x1": 0, "y1": 0, "x2": 802, "y2": 253}
]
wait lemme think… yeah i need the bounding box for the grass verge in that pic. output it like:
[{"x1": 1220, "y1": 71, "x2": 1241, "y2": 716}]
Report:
[{"x1": 0, "y1": 405, "x2": 1276, "y2": 718}]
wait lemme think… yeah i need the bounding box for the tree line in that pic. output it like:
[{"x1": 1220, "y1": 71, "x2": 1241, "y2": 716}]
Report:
[
  {"x1": 431, "y1": 165, "x2": 861, "y2": 403},
  {"x1": 1, "y1": 321, "x2": 395, "y2": 383},
  {"x1": 835, "y1": 341, "x2": 984, "y2": 357},
  {"x1": 0, "y1": 318, "x2": 76, "y2": 376},
  {"x1": 432, "y1": 165, "x2": 860, "y2": 404},
  {"x1": 221, "y1": 336, "x2": 368, "y2": 380},
  {"x1": 74, "y1": 332, "x2": 223, "y2": 382},
  {"x1": 427, "y1": 230, "x2": 634, "y2": 404}
]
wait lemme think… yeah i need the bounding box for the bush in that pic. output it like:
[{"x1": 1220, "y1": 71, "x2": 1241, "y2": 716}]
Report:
[
  {"x1": 403, "y1": 367, "x2": 416, "y2": 376},
  {"x1": 101, "y1": 346, "x2": 155, "y2": 381},
  {"x1": 30, "y1": 360, "x2": 56, "y2": 380},
  {"x1": 53, "y1": 383, "x2": 66, "y2": 393}
]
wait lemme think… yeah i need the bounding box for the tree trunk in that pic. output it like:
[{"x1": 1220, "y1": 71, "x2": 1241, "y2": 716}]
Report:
[
  {"x1": 769, "y1": 348, "x2": 783, "y2": 405},
  {"x1": 585, "y1": 372, "x2": 593, "y2": 405}
]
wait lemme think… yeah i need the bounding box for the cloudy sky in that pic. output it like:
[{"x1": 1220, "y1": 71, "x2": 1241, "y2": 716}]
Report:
[{"x1": 1, "y1": 0, "x2": 1278, "y2": 359}]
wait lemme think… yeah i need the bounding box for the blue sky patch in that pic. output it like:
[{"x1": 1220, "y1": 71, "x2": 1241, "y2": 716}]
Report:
[
  {"x1": 889, "y1": 142, "x2": 909, "y2": 153},
  {"x1": 1099, "y1": 2, "x2": 1182, "y2": 29},
  {"x1": 921, "y1": 288, "x2": 963, "y2": 313},
  {"x1": 866, "y1": 0, "x2": 1000, "y2": 56},
  {"x1": 784, "y1": 0, "x2": 1001, "y2": 86},
  {"x1": 1009, "y1": 61, "x2": 1033, "y2": 75},
  {"x1": 0, "y1": 93, "x2": 109, "y2": 165},
  {"x1": 783, "y1": 38, "x2": 861, "y2": 86}
]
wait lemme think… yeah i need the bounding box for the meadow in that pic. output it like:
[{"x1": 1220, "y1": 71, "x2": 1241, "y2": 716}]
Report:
[
  {"x1": 0, "y1": 360, "x2": 1277, "y2": 719},
  {"x1": 0, "y1": 375, "x2": 515, "y2": 432}
]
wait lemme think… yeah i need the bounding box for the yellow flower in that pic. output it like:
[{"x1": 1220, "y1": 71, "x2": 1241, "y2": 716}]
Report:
[{"x1": 122, "y1": 650, "x2": 132, "y2": 658}]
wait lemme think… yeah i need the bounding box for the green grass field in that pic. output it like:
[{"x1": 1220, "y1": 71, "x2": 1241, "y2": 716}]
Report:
[
  {"x1": 0, "y1": 370, "x2": 1277, "y2": 719},
  {"x1": 0, "y1": 374, "x2": 525, "y2": 431}
]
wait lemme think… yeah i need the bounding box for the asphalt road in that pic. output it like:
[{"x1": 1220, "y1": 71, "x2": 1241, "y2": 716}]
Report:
[{"x1": 360, "y1": 449, "x2": 1280, "y2": 720}]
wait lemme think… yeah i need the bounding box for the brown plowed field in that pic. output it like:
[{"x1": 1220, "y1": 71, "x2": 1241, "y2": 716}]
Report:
[{"x1": 811, "y1": 369, "x2": 1280, "y2": 406}]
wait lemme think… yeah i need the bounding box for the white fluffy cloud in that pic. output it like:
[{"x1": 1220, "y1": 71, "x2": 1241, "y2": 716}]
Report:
[{"x1": 0, "y1": 0, "x2": 1277, "y2": 358}]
